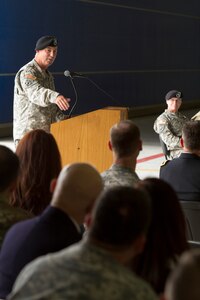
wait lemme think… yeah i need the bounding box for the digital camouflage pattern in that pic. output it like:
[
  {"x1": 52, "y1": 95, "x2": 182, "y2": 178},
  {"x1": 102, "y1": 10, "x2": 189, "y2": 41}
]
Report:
[
  {"x1": 9, "y1": 241, "x2": 157, "y2": 300},
  {"x1": 0, "y1": 196, "x2": 31, "y2": 246},
  {"x1": 101, "y1": 164, "x2": 140, "y2": 188},
  {"x1": 13, "y1": 59, "x2": 67, "y2": 142},
  {"x1": 154, "y1": 109, "x2": 188, "y2": 159}
]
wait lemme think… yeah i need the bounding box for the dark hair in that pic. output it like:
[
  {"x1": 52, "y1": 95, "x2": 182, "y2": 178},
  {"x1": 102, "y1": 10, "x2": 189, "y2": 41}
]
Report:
[
  {"x1": 89, "y1": 186, "x2": 151, "y2": 247},
  {"x1": 182, "y1": 120, "x2": 200, "y2": 151},
  {"x1": 110, "y1": 120, "x2": 140, "y2": 158},
  {"x1": 10, "y1": 129, "x2": 62, "y2": 215},
  {"x1": 132, "y1": 178, "x2": 188, "y2": 294},
  {"x1": 0, "y1": 145, "x2": 19, "y2": 192}
]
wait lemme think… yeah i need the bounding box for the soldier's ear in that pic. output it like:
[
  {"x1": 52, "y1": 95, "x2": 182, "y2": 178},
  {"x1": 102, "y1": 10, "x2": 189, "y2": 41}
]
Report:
[
  {"x1": 180, "y1": 137, "x2": 184, "y2": 148},
  {"x1": 108, "y1": 140, "x2": 113, "y2": 151},
  {"x1": 49, "y1": 178, "x2": 57, "y2": 193}
]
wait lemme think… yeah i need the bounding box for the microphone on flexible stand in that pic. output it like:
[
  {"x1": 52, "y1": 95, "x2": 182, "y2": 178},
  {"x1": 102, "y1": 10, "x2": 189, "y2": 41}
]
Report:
[
  {"x1": 64, "y1": 71, "x2": 78, "y2": 118},
  {"x1": 64, "y1": 70, "x2": 120, "y2": 105}
]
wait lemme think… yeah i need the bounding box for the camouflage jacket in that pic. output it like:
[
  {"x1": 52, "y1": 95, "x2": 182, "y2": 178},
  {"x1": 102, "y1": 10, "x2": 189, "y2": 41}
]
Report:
[
  {"x1": 0, "y1": 195, "x2": 31, "y2": 246},
  {"x1": 154, "y1": 110, "x2": 189, "y2": 159},
  {"x1": 13, "y1": 59, "x2": 66, "y2": 141},
  {"x1": 101, "y1": 164, "x2": 140, "y2": 188},
  {"x1": 9, "y1": 240, "x2": 157, "y2": 300}
]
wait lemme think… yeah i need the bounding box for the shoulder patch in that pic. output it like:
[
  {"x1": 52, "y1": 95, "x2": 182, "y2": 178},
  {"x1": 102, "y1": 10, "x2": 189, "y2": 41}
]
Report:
[
  {"x1": 160, "y1": 160, "x2": 170, "y2": 167},
  {"x1": 24, "y1": 74, "x2": 37, "y2": 80},
  {"x1": 158, "y1": 120, "x2": 167, "y2": 125}
]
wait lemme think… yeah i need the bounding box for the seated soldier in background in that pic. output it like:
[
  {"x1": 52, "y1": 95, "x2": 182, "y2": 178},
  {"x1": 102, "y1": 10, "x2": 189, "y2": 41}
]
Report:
[
  {"x1": 162, "y1": 249, "x2": 200, "y2": 300},
  {"x1": 8, "y1": 186, "x2": 157, "y2": 300},
  {"x1": 0, "y1": 163, "x2": 103, "y2": 299},
  {"x1": 160, "y1": 121, "x2": 200, "y2": 201},
  {"x1": 0, "y1": 145, "x2": 31, "y2": 246},
  {"x1": 101, "y1": 120, "x2": 141, "y2": 187},
  {"x1": 154, "y1": 90, "x2": 188, "y2": 160}
]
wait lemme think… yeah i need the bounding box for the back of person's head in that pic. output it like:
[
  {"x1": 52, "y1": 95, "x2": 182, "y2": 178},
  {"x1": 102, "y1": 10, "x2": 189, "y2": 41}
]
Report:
[
  {"x1": 133, "y1": 178, "x2": 188, "y2": 294},
  {"x1": 182, "y1": 120, "x2": 200, "y2": 151},
  {"x1": 0, "y1": 145, "x2": 19, "y2": 193},
  {"x1": 88, "y1": 186, "x2": 151, "y2": 249},
  {"x1": 164, "y1": 249, "x2": 200, "y2": 300},
  {"x1": 110, "y1": 120, "x2": 141, "y2": 158},
  {"x1": 51, "y1": 163, "x2": 103, "y2": 224},
  {"x1": 10, "y1": 129, "x2": 62, "y2": 215}
]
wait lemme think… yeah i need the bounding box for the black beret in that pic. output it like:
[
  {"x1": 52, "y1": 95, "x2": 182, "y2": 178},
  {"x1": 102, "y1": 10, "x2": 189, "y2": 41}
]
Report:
[
  {"x1": 165, "y1": 90, "x2": 183, "y2": 101},
  {"x1": 35, "y1": 36, "x2": 58, "y2": 50}
]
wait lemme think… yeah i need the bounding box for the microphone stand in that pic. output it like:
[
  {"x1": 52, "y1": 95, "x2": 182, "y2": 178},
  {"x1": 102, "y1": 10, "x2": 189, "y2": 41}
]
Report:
[
  {"x1": 81, "y1": 76, "x2": 118, "y2": 104},
  {"x1": 67, "y1": 76, "x2": 78, "y2": 118},
  {"x1": 65, "y1": 72, "x2": 121, "y2": 116}
]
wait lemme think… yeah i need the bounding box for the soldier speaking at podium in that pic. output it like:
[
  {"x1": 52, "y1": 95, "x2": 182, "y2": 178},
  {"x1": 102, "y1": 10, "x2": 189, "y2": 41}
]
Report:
[{"x1": 13, "y1": 35, "x2": 70, "y2": 147}]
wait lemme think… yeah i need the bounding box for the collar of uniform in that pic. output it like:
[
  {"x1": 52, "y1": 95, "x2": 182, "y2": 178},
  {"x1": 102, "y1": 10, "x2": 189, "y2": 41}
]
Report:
[
  {"x1": 110, "y1": 164, "x2": 134, "y2": 173},
  {"x1": 165, "y1": 109, "x2": 178, "y2": 115},
  {"x1": 33, "y1": 59, "x2": 49, "y2": 78},
  {"x1": 33, "y1": 59, "x2": 44, "y2": 73}
]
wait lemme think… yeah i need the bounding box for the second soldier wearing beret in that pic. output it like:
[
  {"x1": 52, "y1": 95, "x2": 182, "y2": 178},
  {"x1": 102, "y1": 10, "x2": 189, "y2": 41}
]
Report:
[
  {"x1": 13, "y1": 35, "x2": 70, "y2": 147},
  {"x1": 153, "y1": 90, "x2": 189, "y2": 160}
]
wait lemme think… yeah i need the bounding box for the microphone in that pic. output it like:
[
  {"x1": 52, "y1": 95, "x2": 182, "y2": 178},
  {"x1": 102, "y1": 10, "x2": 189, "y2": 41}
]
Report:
[{"x1": 64, "y1": 70, "x2": 86, "y2": 78}]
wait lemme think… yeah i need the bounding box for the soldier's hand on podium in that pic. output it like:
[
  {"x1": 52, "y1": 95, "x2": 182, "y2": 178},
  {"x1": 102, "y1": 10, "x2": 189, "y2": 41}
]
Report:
[{"x1": 55, "y1": 95, "x2": 70, "y2": 111}]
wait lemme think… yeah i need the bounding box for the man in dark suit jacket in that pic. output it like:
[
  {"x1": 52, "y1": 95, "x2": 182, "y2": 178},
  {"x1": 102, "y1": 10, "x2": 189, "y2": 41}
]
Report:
[
  {"x1": 160, "y1": 120, "x2": 200, "y2": 201},
  {"x1": 0, "y1": 163, "x2": 103, "y2": 299}
]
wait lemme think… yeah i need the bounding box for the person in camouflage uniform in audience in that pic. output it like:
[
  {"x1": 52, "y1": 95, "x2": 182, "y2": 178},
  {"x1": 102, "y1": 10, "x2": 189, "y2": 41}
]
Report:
[
  {"x1": 0, "y1": 146, "x2": 31, "y2": 245},
  {"x1": 101, "y1": 120, "x2": 141, "y2": 187},
  {"x1": 13, "y1": 35, "x2": 70, "y2": 147},
  {"x1": 8, "y1": 186, "x2": 157, "y2": 300},
  {"x1": 154, "y1": 90, "x2": 189, "y2": 160}
]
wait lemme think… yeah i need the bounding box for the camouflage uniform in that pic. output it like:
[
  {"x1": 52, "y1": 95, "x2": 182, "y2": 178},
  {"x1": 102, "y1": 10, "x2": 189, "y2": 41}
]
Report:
[
  {"x1": 13, "y1": 59, "x2": 67, "y2": 143},
  {"x1": 101, "y1": 164, "x2": 140, "y2": 188},
  {"x1": 9, "y1": 240, "x2": 157, "y2": 300},
  {"x1": 0, "y1": 195, "x2": 31, "y2": 246},
  {"x1": 154, "y1": 109, "x2": 188, "y2": 159}
]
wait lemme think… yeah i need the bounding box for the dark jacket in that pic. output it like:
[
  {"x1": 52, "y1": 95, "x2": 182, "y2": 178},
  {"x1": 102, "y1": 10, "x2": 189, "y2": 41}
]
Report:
[
  {"x1": 0, "y1": 206, "x2": 82, "y2": 298},
  {"x1": 160, "y1": 153, "x2": 200, "y2": 201}
]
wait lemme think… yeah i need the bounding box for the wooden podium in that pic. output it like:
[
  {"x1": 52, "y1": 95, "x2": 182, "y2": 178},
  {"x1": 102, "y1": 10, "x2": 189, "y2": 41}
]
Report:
[{"x1": 50, "y1": 107, "x2": 128, "y2": 172}]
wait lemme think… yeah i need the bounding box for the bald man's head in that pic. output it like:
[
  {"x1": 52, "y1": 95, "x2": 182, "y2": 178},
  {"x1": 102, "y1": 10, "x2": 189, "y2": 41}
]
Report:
[{"x1": 51, "y1": 163, "x2": 103, "y2": 223}]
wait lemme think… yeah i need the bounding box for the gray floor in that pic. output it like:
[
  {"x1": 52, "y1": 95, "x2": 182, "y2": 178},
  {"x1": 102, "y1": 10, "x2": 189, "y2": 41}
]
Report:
[{"x1": 0, "y1": 108, "x2": 198, "y2": 180}]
